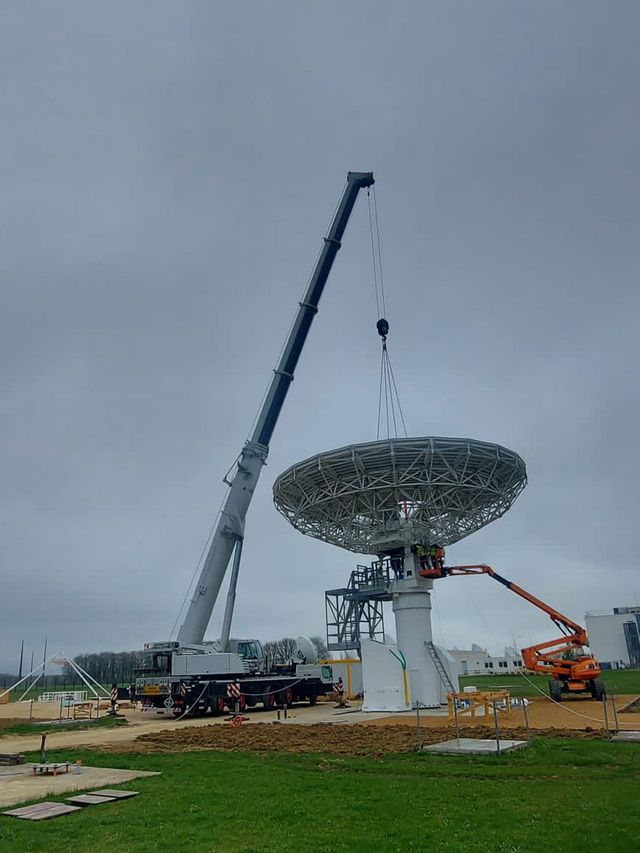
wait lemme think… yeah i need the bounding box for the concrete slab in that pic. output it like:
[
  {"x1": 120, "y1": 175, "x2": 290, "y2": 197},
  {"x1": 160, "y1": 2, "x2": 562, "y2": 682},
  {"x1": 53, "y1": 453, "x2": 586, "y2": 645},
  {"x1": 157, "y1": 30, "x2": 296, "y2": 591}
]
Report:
[
  {"x1": 423, "y1": 737, "x2": 529, "y2": 755},
  {"x1": 0, "y1": 764, "x2": 158, "y2": 809},
  {"x1": 612, "y1": 731, "x2": 640, "y2": 743},
  {"x1": 3, "y1": 801, "x2": 81, "y2": 820},
  {"x1": 87, "y1": 788, "x2": 139, "y2": 799},
  {"x1": 66, "y1": 794, "x2": 116, "y2": 806}
]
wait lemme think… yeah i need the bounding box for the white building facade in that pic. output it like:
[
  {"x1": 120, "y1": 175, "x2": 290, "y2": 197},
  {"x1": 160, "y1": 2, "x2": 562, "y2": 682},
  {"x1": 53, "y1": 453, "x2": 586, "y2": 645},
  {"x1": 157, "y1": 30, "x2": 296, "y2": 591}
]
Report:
[
  {"x1": 585, "y1": 607, "x2": 640, "y2": 669},
  {"x1": 447, "y1": 644, "x2": 523, "y2": 676}
]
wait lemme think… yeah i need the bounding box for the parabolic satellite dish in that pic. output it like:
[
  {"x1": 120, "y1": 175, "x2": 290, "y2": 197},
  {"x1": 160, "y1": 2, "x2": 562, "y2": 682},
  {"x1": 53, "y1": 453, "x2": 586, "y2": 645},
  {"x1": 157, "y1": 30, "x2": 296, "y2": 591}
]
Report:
[{"x1": 273, "y1": 436, "x2": 527, "y2": 554}]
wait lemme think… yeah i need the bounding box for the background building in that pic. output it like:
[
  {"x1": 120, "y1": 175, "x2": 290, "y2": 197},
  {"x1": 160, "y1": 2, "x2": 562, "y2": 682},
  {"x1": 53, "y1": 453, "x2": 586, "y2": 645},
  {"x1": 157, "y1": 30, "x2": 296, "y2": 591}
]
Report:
[
  {"x1": 586, "y1": 607, "x2": 640, "y2": 669},
  {"x1": 447, "y1": 644, "x2": 523, "y2": 676}
]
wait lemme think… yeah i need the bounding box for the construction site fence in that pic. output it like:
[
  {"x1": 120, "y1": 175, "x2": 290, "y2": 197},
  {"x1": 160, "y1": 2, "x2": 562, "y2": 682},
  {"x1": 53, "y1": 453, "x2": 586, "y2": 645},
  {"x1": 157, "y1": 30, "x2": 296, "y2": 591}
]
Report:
[{"x1": 0, "y1": 679, "x2": 117, "y2": 699}]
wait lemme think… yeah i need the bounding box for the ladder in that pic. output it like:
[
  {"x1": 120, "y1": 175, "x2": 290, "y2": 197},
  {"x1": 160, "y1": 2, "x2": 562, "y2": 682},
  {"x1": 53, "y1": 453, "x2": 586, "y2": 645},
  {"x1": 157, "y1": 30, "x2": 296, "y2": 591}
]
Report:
[{"x1": 427, "y1": 642, "x2": 455, "y2": 694}]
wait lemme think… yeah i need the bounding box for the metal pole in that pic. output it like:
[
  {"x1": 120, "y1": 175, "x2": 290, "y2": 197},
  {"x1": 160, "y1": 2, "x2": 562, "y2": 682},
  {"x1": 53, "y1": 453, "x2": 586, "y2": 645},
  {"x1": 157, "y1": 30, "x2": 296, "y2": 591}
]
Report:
[
  {"x1": 453, "y1": 697, "x2": 460, "y2": 743},
  {"x1": 415, "y1": 702, "x2": 421, "y2": 751},
  {"x1": 492, "y1": 700, "x2": 501, "y2": 754},
  {"x1": 611, "y1": 694, "x2": 619, "y2": 734},
  {"x1": 602, "y1": 694, "x2": 610, "y2": 738},
  {"x1": 522, "y1": 698, "x2": 531, "y2": 742}
]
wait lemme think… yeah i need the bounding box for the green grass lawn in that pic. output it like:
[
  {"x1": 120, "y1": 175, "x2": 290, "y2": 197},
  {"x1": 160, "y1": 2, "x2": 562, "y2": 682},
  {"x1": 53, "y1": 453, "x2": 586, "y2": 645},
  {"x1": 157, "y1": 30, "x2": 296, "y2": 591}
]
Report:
[
  {"x1": 459, "y1": 669, "x2": 640, "y2": 697},
  {"x1": 0, "y1": 715, "x2": 127, "y2": 737},
  {"x1": 1, "y1": 739, "x2": 638, "y2": 853}
]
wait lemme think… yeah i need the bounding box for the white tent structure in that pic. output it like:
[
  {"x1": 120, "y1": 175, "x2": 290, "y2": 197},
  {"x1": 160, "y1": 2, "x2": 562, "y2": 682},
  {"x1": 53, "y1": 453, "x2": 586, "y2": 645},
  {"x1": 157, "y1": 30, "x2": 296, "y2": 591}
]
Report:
[{"x1": 0, "y1": 651, "x2": 111, "y2": 704}]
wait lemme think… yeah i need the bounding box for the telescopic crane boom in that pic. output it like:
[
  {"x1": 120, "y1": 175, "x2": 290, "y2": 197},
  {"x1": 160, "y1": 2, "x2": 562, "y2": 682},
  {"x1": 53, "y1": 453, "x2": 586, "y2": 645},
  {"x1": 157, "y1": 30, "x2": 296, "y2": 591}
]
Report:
[
  {"x1": 177, "y1": 171, "x2": 374, "y2": 646},
  {"x1": 419, "y1": 562, "x2": 604, "y2": 700}
]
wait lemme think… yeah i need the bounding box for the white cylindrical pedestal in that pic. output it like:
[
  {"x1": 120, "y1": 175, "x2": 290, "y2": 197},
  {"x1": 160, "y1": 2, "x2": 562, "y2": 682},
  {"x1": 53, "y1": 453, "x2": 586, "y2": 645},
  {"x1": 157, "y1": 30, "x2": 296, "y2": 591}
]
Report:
[{"x1": 392, "y1": 572, "x2": 442, "y2": 708}]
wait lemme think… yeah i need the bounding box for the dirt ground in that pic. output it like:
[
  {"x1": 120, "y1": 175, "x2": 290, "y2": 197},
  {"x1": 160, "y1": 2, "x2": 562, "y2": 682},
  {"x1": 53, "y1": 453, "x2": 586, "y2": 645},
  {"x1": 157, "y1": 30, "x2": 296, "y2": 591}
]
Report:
[
  {"x1": 120, "y1": 721, "x2": 609, "y2": 757},
  {"x1": 1, "y1": 695, "x2": 638, "y2": 757},
  {"x1": 368, "y1": 695, "x2": 640, "y2": 731}
]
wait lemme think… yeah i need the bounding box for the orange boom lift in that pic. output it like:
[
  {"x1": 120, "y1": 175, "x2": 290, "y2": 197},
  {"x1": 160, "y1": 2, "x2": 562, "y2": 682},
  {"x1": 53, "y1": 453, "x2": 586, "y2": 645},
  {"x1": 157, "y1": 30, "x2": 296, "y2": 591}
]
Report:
[{"x1": 418, "y1": 562, "x2": 604, "y2": 701}]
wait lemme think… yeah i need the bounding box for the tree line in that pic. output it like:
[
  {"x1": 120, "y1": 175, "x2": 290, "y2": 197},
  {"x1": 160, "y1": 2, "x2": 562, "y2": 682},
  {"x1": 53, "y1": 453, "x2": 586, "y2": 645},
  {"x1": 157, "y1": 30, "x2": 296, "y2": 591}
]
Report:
[{"x1": 65, "y1": 650, "x2": 151, "y2": 685}]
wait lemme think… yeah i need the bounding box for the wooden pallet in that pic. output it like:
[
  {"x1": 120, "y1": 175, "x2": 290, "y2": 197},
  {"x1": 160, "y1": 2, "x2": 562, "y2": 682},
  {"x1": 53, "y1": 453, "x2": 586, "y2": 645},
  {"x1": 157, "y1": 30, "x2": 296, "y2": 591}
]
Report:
[{"x1": 0, "y1": 753, "x2": 25, "y2": 766}]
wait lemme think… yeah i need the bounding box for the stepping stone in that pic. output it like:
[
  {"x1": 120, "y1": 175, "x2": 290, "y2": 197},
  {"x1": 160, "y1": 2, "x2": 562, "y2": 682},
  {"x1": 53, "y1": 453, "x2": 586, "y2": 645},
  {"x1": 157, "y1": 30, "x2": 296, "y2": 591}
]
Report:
[
  {"x1": 86, "y1": 788, "x2": 139, "y2": 799},
  {"x1": 612, "y1": 731, "x2": 640, "y2": 743},
  {"x1": 3, "y1": 802, "x2": 81, "y2": 820},
  {"x1": 423, "y1": 737, "x2": 529, "y2": 755},
  {"x1": 66, "y1": 794, "x2": 117, "y2": 806}
]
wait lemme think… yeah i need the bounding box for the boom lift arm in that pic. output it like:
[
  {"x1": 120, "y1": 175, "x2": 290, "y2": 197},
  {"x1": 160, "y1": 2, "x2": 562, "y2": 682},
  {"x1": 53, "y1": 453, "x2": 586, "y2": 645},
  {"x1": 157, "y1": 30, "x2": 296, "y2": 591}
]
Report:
[
  {"x1": 419, "y1": 563, "x2": 602, "y2": 695},
  {"x1": 177, "y1": 171, "x2": 374, "y2": 646}
]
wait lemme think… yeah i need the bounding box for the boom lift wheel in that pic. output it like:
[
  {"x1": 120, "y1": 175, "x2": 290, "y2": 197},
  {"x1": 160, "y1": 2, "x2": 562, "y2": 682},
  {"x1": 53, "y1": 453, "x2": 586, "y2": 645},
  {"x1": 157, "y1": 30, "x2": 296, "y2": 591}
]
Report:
[
  {"x1": 590, "y1": 679, "x2": 606, "y2": 701},
  {"x1": 549, "y1": 679, "x2": 563, "y2": 702}
]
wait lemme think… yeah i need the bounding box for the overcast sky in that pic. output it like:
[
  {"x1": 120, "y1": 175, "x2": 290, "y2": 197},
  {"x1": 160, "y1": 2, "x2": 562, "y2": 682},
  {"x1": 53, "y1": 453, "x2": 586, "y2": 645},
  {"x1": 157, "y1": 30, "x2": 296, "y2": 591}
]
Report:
[{"x1": 1, "y1": 2, "x2": 639, "y2": 674}]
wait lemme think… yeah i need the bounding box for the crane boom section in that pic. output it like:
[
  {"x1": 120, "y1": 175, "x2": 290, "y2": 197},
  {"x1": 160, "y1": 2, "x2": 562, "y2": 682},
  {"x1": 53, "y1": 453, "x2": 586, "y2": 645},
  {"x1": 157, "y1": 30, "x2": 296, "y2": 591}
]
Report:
[
  {"x1": 177, "y1": 171, "x2": 374, "y2": 646},
  {"x1": 252, "y1": 171, "x2": 374, "y2": 448}
]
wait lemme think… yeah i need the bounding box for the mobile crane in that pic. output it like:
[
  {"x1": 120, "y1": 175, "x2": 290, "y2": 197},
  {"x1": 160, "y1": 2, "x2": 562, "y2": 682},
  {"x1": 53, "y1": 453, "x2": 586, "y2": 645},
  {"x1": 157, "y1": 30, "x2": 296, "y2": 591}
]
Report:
[
  {"x1": 135, "y1": 171, "x2": 375, "y2": 715},
  {"x1": 418, "y1": 562, "x2": 604, "y2": 701}
]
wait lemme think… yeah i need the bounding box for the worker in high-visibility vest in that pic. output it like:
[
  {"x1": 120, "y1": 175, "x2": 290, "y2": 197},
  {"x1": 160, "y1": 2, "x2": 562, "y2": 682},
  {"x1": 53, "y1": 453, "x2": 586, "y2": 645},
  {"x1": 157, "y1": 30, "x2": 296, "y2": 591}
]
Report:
[
  {"x1": 430, "y1": 543, "x2": 445, "y2": 573},
  {"x1": 334, "y1": 677, "x2": 347, "y2": 707},
  {"x1": 412, "y1": 542, "x2": 430, "y2": 571}
]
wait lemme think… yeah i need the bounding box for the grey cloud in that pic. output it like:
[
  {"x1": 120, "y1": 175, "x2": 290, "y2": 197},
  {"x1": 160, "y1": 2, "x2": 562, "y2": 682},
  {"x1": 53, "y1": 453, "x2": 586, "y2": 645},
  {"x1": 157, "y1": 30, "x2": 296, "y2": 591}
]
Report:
[{"x1": 1, "y1": 2, "x2": 639, "y2": 671}]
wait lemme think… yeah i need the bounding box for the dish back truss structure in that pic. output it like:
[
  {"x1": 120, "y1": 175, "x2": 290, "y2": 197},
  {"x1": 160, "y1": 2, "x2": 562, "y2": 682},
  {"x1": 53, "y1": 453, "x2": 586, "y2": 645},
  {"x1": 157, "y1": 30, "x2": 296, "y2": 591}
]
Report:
[{"x1": 273, "y1": 436, "x2": 527, "y2": 555}]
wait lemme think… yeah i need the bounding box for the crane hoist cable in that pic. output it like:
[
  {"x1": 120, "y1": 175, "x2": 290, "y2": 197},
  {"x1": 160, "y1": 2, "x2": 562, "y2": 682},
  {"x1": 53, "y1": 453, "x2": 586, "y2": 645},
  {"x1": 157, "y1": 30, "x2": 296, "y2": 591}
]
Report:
[{"x1": 367, "y1": 187, "x2": 407, "y2": 441}]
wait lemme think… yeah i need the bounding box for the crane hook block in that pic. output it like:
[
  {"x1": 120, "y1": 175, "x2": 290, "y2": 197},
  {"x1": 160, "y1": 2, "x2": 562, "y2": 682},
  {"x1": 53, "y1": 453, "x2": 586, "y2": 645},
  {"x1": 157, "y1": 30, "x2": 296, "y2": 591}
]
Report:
[{"x1": 376, "y1": 318, "x2": 389, "y2": 339}]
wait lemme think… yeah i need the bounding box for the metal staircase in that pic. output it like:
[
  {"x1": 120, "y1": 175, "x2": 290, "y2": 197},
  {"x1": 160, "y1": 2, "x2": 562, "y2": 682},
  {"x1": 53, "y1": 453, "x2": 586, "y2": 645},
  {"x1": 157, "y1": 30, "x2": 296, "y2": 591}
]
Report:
[
  {"x1": 427, "y1": 641, "x2": 455, "y2": 693},
  {"x1": 325, "y1": 557, "x2": 396, "y2": 653}
]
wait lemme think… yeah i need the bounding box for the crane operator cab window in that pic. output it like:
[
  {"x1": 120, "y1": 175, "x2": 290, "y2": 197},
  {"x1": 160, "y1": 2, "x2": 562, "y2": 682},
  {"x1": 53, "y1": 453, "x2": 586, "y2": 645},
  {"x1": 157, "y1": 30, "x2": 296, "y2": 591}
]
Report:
[
  {"x1": 151, "y1": 653, "x2": 171, "y2": 674},
  {"x1": 237, "y1": 641, "x2": 262, "y2": 661}
]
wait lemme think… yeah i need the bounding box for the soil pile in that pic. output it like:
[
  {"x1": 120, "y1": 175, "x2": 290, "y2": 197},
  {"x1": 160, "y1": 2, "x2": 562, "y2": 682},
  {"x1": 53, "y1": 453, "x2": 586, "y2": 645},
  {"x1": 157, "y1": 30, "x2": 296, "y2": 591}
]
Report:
[
  {"x1": 0, "y1": 718, "x2": 27, "y2": 730},
  {"x1": 122, "y1": 722, "x2": 605, "y2": 756}
]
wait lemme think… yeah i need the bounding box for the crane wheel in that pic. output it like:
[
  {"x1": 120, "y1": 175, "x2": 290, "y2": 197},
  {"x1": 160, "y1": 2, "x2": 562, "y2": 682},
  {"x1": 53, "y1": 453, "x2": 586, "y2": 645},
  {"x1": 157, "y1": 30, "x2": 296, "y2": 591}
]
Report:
[
  {"x1": 590, "y1": 679, "x2": 606, "y2": 701},
  {"x1": 276, "y1": 687, "x2": 294, "y2": 707},
  {"x1": 549, "y1": 679, "x2": 563, "y2": 702}
]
